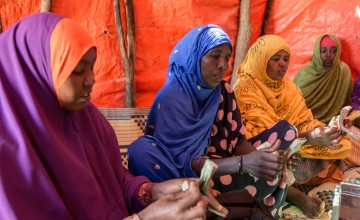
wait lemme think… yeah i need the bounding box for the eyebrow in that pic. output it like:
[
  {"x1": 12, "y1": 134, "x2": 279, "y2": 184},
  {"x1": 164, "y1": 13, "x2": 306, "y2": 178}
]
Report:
[
  {"x1": 272, "y1": 54, "x2": 289, "y2": 58},
  {"x1": 79, "y1": 58, "x2": 96, "y2": 65}
]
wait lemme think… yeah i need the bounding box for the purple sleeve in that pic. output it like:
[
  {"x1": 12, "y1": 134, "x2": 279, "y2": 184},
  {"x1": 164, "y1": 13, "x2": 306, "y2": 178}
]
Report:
[
  {"x1": 121, "y1": 166, "x2": 150, "y2": 213},
  {"x1": 352, "y1": 76, "x2": 360, "y2": 110}
]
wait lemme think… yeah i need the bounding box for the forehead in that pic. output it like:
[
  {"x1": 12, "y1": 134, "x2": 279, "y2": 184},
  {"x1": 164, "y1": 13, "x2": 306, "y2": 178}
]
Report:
[
  {"x1": 320, "y1": 46, "x2": 337, "y2": 50},
  {"x1": 272, "y1": 49, "x2": 289, "y2": 56},
  {"x1": 208, "y1": 44, "x2": 231, "y2": 53}
]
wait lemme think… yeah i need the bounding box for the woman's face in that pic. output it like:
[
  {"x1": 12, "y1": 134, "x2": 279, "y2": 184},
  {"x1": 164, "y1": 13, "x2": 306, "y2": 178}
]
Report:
[
  {"x1": 266, "y1": 50, "x2": 290, "y2": 81},
  {"x1": 320, "y1": 46, "x2": 337, "y2": 67},
  {"x1": 59, "y1": 48, "x2": 96, "y2": 111},
  {"x1": 200, "y1": 44, "x2": 231, "y2": 88}
]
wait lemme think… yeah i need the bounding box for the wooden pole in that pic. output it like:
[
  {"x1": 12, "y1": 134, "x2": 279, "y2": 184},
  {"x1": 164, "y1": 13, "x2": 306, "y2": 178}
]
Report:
[
  {"x1": 261, "y1": 0, "x2": 273, "y2": 36},
  {"x1": 114, "y1": 0, "x2": 135, "y2": 107},
  {"x1": 230, "y1": 0, "x2": 251, "y2": 86},
  {"x1": 40, "y1": 0, "x2": 52, "y2": 12},
  {"x1": 0, "y1": 15, "x2": 2, "y2": 33},
  {"x1": 124, "y1": 0, "x2": 136, "y2": 107}
]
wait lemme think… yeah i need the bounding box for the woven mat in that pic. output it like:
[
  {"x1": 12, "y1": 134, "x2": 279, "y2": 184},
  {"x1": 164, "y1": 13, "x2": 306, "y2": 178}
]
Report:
[
  {"x1": 98, "y1": 108, "x2": 150, "y2": 168},
  {"x1": 281, "y1": 166, "x2": 360, "y2": 220}
]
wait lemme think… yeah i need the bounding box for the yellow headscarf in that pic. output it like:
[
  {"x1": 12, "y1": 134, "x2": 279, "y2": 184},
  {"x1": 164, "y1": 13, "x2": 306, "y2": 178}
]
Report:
[{"x1": 233, "y1": 35, "x2": 350, "y2": 160}]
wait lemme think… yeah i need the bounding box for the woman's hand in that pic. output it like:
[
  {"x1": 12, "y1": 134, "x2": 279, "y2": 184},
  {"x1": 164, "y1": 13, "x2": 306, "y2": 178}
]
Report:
[
  {"x1": 150, "y1": 178, "x2": 198, "y2": 202},
  {"x1": 242, "y1": 140, "x2": 284, "y2": 181},
  {"x1": 307, "y1": 126, "x2": 342, "y2": 150},
  {"x1": 137, "y1": 181, "x2": 208, "y2": 220},
  {"x1": 286, "y1": 153, "x2": 300, "y2": 171}
]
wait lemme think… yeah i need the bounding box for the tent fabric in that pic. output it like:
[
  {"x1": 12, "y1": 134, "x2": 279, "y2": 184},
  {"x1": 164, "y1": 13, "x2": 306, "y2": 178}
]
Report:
[{"x1": 1, "y1": 0, "x2": 359, "y2": 107}]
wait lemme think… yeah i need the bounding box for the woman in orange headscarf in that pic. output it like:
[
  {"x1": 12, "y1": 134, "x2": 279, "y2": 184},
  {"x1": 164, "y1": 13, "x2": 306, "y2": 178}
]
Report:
[{"x1": 233, "y1": 35, "x2": 351, "y2": 218}]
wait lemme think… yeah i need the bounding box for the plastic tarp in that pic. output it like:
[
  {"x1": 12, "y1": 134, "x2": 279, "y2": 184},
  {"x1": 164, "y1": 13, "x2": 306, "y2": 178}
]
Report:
[{"x1": 1, "y1": 0, "x2": 359, "y2": 107}]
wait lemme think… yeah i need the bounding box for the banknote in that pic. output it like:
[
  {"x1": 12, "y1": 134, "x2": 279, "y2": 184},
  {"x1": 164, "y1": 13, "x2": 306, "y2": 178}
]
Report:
[
  {"x1": 257, "y1": 138, "x2": 307, "y2": 185},
  {"x1": 182, "y1": 159, "x2": 228, "y2": 217}
]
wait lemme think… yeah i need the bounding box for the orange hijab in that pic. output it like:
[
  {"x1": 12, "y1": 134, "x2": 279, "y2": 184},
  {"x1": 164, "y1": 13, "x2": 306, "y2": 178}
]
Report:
[
  {"x1": 50, "y1": 18, "x2": 95, "y2": 105},
  {"x1": 233, "y1": 35, "x2": 350, "y2": 160}
]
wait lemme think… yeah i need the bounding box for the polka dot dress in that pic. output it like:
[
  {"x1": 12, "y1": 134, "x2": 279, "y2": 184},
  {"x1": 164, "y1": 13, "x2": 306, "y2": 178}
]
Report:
[{"x1": 208, "y1": 81, "x2": 297, "y2": 220}]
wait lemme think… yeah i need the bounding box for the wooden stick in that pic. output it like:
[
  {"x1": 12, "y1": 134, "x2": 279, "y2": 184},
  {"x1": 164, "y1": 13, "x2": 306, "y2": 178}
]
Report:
[
  {"x1": 114, "y1": 0, "x2": 135, "y2": 107},
  {"x1": 230, "y1": 0, "x2": 251, "y2": 86},
  {"x1": 0, "y1": 14, "x2": 2, "y2": 33},
  {"x1": 40, "y1": 0, "x2": 52, "y2": 12},
  {"x1": 124, "y1": 0, "x2": 136, "y2": 107},
  {"x1": 261, "y1": 0, "x2": 273, "y2": 36}
]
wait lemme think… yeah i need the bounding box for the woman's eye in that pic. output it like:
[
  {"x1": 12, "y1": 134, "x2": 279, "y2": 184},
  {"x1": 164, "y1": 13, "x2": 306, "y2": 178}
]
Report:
[
  {"x1": 72, "y1": 70, "x2": 83, "y2": 76},
  {"x1": 211, "y1": 53, "x2": 220, "y2": 58}
]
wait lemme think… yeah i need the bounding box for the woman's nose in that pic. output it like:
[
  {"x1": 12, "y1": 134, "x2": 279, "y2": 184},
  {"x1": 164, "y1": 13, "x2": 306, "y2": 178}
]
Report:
[
  {"x1": 84, "y1": 70, "x2": 95, "y2": 86},
  {"x1": 279, "y1": 59, "x2": 286, "y2": 66},
  {"x1": 218, "y1": 58, "x2": 227, "y2": 69}
]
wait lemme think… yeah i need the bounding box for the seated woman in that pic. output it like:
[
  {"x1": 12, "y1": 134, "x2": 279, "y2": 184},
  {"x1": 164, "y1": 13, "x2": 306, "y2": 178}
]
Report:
[
  {"x1": 233, "y1": 34, "x2": 352, "y2": 218},
  {"x1": 128, "y1": 24, "x2": 298, "y2": 219},
  {"x1": 0, "y1": 13, "x2": 207, "y2": 220},
  {"x1": 293, "y1": 34, "x2": 352, "y2": 124},
  {"x1": 343, "y1": 75, "x2": 360, "y2": 168}
]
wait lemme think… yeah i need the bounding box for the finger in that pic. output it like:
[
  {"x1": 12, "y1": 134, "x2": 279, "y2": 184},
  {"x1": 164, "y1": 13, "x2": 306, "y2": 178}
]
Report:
[
  {"x1": 209, "y1": 188, "x2": 220, "y2": 197},
  {"x1": 324, "y1": 126, "x2": 339, "y2": 134},
  {"x1": 262, "y1": 173, "x2": 279, "y2": 182},
  {"x1": 290, "y1": 153, "x2": 300, "y2": 160},
  {"x1": 261, "y1": 139, "x2": 281, "y2": 153},
  {"x1": 174, "y1": 182, "x2": 201, "y2": 205},
  {"x1": 327, "y1": 144, "x2": 342, "y2": 150},
  {"x1": 261, "y1": 151, "x2": 283, "y2": 163},
  {"x1": 258, "y1": 163, "x2": 282, "y2": 177},
  {"x1": 182, "y1": 198, "x2": 208, "y2": 220}
]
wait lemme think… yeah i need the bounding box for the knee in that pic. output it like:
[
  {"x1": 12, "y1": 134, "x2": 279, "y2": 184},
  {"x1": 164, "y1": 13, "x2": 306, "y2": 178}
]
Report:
[
  {"x1": 128, "y1": 138, "x2": 152, "y2": 170},
  {"x1": 277, "y1": 120, "x2": 297, "y2": 133}
]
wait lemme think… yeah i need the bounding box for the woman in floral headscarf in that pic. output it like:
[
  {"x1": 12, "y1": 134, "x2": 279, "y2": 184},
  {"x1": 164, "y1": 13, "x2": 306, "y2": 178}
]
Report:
[
  {"x1": 233, "y1": 35, "x2": 351, "y2": 218},
  {"x1": 293, "y1": 34, "x2": 352, "y2": 124}
]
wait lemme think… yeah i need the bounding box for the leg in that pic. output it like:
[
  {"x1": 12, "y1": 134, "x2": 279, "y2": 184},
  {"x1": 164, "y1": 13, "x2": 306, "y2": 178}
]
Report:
[
  {"x1": 213, "y1": 172, "x2": 287, "y2": 219},
  {"x1": 286, "y1": 186, "x2": 324, "y2": 218},
  {"x1": 248, "y1": 120, "x2": 297, "y2": 150}
]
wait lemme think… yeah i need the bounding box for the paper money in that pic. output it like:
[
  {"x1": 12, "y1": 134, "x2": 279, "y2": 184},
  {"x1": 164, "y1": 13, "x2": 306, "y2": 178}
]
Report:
[
  {"x1": 196, "y1": 159, "x2": 228, "y2": 217},
  {"x1": 337, "y1": 106, "x2": 360, "y2": 140},
  {"x1": 257, "y1": 138, "x2": 307, "y2": 185},
  {"x1": 283, "y1": 138, "x2": 307, "y2": 185}
]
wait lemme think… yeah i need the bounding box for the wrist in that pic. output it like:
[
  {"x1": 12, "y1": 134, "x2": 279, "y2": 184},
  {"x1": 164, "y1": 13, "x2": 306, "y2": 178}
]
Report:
[
  {"x1": 138, "y1": 182, "x2": 154, "y2": 206},
  {"x1": 238, "y1": 155, "x2": 244, "y2": 174},
  {"x1": 124, "y1": 213, "x2": 142, "y2": 220}
]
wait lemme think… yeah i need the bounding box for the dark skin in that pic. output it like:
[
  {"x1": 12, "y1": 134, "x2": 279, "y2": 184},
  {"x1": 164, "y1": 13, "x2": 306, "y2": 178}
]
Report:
[
  {"x1": 266, "y1": 50, "x2": 342, "y2": 218},
  {"x1": 191, "y1": 139, "x2": 300, "y2": 181},
  {"x1": 138, "y1": 180, "x2": 208, "y2": 220}
]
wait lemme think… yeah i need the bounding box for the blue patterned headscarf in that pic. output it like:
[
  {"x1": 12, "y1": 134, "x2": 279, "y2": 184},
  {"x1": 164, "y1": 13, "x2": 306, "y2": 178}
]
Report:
[{"x1": 144, "y1": 25, "x2": 232, "y2": 177}]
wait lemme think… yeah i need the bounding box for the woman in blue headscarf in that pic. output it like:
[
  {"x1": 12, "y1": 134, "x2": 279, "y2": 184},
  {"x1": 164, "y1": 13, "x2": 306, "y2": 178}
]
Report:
[
  {"x1": 129, "y1": 25, "x2": 234, "y2": 179},
  {"x1": 128, "y1": 26, "x2": 301, "y2": 219}
]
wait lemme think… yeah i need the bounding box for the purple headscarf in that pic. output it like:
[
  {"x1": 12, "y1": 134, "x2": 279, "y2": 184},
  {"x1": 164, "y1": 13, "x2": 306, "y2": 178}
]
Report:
[{"x1": 0, "y1": 13, "x2": 148, "y2": 219}]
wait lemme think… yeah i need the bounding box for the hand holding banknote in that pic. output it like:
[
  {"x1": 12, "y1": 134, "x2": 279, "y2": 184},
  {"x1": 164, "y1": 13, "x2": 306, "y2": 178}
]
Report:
[{"x1": 182, "y1": 159, "x2": 228, "y2": 217}]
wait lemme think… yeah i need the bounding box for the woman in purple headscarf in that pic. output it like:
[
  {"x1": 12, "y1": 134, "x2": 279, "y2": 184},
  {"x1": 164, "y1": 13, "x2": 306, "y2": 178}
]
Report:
[{"x1": 0, "y1": 13, "x2": 207, "y2": 220}]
